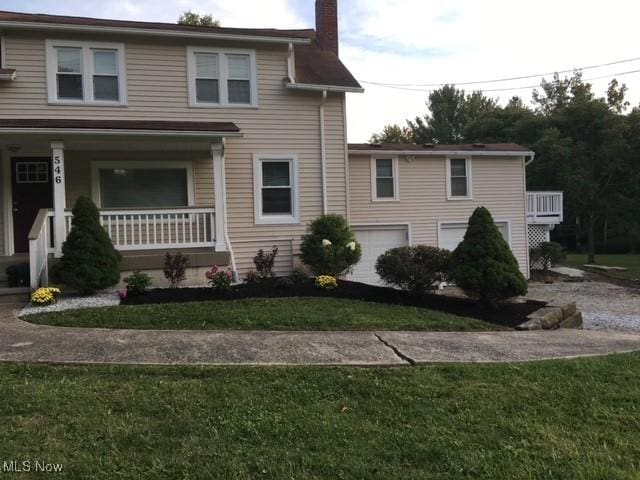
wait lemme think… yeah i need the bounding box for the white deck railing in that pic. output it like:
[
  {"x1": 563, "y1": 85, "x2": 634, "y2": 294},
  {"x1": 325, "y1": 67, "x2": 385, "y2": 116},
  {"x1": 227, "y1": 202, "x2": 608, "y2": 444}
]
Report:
[
  {"x1": 28, "y1": 208, "x2": 51, "y2": 289},
  {"x1": 526, "y1": 191, "x2": 563, "y2": 224}
]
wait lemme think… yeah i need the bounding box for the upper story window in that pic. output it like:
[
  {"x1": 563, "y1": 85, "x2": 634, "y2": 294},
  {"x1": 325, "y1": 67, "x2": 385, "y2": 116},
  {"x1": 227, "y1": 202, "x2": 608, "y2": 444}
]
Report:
[
  {"x1": 371, "y1": 157, "x2": 399, "y2": 201},
  {"x1": 253, "y1": 154, "x2": 299, "y2": 224},
  {"x1": 447, "y1": 157, "x2": 472, "y2": 200},
  {"x1": 187, "y1": 47, "x2": 257, "y2": 108},
  {"x1": 45, "y1": 40, "x2": 127, "y2": 105}
]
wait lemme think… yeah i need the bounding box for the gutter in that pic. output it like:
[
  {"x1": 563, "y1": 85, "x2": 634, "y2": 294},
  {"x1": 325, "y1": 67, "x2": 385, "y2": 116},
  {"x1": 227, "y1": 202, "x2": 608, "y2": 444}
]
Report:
[
  {"x1": 348, "y1": 149, "x2": 534, "y2": 157},
  {"x1": 319, "y1": 90, "x2": 328, "y2": 215},
  {"x1": 0, "y1": 70, "x2": 15, "y2": 81},
  {"x1": 286, "y1": 82, "x2": 364, "y2": 94},
  {"x1": 0, "y1": 21, "x2": 311, "y2": 45},
  {"x1": 0, "y1": 128, "x2": 244, "y2": 138},
  {"x1": 525, "y1": 152, "x2": 536, "y2": 166}
]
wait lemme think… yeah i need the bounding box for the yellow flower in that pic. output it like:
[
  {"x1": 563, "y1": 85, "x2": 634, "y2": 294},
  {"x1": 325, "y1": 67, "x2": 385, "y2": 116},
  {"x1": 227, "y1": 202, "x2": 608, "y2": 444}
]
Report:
[
  {"x1": 315, "y1": 275, "x2": 338, "y2": 290},
  {"x1": 31, "y1": 287, "x2": 62, "y2": 306}
]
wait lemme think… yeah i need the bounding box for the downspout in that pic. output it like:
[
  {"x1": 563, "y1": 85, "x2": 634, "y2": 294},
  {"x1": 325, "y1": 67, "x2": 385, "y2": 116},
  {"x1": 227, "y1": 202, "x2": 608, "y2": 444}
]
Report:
[
  {"x1": 319, "y1": 90, "x2": 328, "y2": 214},
  {"x1": 287, "y1": 42, "x2": 295, "y2": 83},
  {"x1": 522, "y1": 155, "x2": 531, "y2": 277},
  {"x1": 525, "y1": 152, "x2": 536, "y2": 166},
  {"x1": 220, "y1": 138, "x2": 238, "y2": 278}
]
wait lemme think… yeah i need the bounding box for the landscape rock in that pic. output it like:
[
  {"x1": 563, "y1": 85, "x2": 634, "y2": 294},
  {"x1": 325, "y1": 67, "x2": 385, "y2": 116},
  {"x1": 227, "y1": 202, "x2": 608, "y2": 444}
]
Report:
[
  {"x1": 559, "y1": 312, "x2": 583, "y2": 329},
  {"x1": 527, "y1": 306, "x2": 564, "y2": 329}
]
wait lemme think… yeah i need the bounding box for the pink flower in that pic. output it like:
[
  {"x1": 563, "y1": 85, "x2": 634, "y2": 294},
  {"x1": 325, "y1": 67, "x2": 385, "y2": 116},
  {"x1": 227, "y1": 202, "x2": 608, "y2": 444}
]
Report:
[
  {"x1": 211, "y1": 265, "x2": 219, "y2": 273},
  {"x1": 117, "y1": 289, "x2": 127, "y2": 300},
  {"x1": 205, "y1": 271, "x2": 213, "y2": 280},
  {"x1": 226, "y1": 271, "x2": 233, "y2": 279}
]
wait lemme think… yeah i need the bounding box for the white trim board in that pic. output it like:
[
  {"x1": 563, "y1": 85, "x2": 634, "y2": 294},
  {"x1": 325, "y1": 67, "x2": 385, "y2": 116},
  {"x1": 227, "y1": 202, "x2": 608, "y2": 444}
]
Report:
[
  {"x1": 252, "y1": 153, "x2": 300, "y2": 225},
  {"x1": 186, "y1": 46, "x2": 258, "y2": 109},
  {"x1": 90, "y1": 160, "x2": 195, "y2": 208},
  {"x1": 45, "y1": 39, "x2": 128, "y2": 106},
  {"x1": 349, "y1": 150, "x2": 532, "y2": 157},
  {"x1": 370, "y1": 155, "x2": 400, "y2": 202}
]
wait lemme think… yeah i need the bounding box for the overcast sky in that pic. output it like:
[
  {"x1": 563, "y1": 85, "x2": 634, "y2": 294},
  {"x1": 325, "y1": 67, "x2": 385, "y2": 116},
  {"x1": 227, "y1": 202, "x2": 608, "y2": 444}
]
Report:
[{"x1": 3, "y1": 0, "x2": 640, "y2": 141}]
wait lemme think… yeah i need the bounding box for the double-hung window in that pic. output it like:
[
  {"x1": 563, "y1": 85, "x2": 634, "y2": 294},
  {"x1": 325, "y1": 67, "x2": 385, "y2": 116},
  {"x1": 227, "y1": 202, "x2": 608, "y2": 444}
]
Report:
[
  {"x1": 188, "y1": 47, "x2": 257, "y2": 107},
  {"x1": 447, "y1": 157, "x2": 472, "y2": 199},
  {"x1": 46, "y1": 40, "x2": 126, "y2": 104},
  {"x1": 371, "y1": 157, "x2": 398, "y2": 201},
  {"x1": 254, "y1": 155, "x2": 298, "y2": 224}
]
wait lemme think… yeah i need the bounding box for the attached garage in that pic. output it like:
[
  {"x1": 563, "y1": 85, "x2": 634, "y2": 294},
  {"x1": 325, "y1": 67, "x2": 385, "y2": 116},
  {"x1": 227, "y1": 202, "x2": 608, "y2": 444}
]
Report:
[
  {"x1": 438, "y1": 221, "x2": 511, "y2": 251},
  {"x1": 349, "y1": 225, "x2": 409, "y2": 285}
]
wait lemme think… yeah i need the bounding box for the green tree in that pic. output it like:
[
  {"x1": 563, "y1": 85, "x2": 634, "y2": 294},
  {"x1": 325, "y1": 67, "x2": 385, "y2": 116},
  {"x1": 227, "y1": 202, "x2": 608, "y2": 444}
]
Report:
[
  {"x1": 532, "y1": 73, "x2": 633, "y2": 263},
  {"x1": 449, "y1": 207, "x2": 527, "y2": 306},
  {"x1": 51, "y1": 196, "x2": 121, "y2": 294},
  {"x1": 369, "y1": 124, "x2": 412, "y2": 143},
  {"x1": 178, "y1": 11, "x2": 220, "y2": 27}
]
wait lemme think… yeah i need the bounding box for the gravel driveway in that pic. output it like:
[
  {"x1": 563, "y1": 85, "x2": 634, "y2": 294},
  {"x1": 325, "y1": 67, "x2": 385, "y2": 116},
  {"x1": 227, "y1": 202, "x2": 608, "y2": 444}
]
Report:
[{"x1": 528, "y1": 281, "x2": 640, "y2": 333}]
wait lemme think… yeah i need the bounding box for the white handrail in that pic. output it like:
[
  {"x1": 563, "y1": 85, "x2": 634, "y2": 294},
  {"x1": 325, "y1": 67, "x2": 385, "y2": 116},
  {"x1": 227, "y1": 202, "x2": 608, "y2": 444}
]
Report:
[{"x1": 28, "y1": 208, "x2": 51, "y2": 289}]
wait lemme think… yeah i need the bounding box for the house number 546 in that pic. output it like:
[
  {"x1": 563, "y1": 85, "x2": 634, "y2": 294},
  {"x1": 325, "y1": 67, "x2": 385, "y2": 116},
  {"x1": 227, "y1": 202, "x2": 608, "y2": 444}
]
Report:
[{"x1": 53, "y1": 155, "x2": 63, "y2": 184}]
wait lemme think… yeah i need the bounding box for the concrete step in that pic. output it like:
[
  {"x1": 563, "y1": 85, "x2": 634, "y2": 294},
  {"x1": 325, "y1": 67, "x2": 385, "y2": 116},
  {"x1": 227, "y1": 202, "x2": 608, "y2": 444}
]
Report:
[{"x1": 0, "y1": 287, "x2": 30, "y2": 304}]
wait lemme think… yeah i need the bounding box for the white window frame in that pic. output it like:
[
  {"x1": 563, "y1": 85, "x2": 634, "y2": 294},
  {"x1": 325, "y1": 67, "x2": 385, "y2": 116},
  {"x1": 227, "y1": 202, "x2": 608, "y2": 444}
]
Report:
[
  {"x1": 90, "y1": 161, "x2": 195, "y2": 208},
  {"x1": 253, "y1": 153, "x2": 299, "y2": 225},
  {"x1": 187, "y1": 46, "x2": 258, "y2": 108},
  {"x1": 370, "y1": 156, "x2": 399, "y2": 202},
  {"x1": 45, "y1": 39, "x2": 127, "y2": 105},
  {"x1": 437, "y1": 219, "x2": 512, "y2": 250},
  {"x1": 446, "y1": 156, "x2": 472, "y2": 200}
]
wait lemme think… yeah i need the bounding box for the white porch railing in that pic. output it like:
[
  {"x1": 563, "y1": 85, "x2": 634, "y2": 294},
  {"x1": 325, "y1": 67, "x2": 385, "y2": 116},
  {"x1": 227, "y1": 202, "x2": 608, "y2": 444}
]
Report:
[
  {"x1": 526, "y1": 191, "x2": 563, "y2": 224},
  {"x1": 28, "y1": 208, "x2": 51, "y2": 289},
  {"x1": 59, "y1": 207, "x2": 216, "y2": 251}
]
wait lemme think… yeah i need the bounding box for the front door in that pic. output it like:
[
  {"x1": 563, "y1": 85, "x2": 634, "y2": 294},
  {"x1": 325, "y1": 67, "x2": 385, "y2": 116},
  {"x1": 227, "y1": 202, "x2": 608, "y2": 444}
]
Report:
[{"x1": 11, "y1": 157, "x2": 53, "y2": 253}]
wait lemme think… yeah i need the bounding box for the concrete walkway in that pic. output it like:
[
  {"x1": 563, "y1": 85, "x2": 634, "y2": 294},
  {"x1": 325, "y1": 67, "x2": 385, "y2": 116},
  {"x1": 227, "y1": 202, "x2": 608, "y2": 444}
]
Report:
[{"x1": 2, "y1": 305, "x2": 640, "y2": 366}]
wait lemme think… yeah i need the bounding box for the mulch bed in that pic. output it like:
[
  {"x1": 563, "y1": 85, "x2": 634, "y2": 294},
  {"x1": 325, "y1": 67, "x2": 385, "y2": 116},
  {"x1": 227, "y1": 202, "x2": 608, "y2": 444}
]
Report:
[{"x1": 121, "y1": 278, "x2": 544, "y2": 328}]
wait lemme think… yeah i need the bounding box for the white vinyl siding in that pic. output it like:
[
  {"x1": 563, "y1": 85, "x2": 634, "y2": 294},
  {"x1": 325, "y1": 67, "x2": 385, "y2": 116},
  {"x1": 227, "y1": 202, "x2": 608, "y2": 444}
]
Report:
[
  {"x1": 349, "y1": 154, "x2": 529, "y2": 276},
  {"x1": 45, "y1": 40, "x2": 126, "y2": 105},
  {"x1": 446, "y1": 157, "x2": 472, "y2": 200},
  {"x1": 187, "y1": 47, "x2": 257, "y2": 107}
]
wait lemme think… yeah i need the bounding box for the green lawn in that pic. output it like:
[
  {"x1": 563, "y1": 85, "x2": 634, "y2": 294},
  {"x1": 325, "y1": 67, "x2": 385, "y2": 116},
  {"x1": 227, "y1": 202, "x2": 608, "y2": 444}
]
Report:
[
  {"x1": 563, "y1": 254, "x2": 640, "y2": 281},
  {"x1": 24, "y1": 297, "x2": 503, "y2": 331},
  {"x1": 3, "y1": 356, "x2": 640, "y2": 479}
]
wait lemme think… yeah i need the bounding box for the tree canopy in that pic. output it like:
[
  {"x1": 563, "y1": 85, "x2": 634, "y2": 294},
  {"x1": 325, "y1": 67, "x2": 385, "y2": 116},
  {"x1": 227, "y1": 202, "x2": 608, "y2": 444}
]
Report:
[{"x1": 178, "y1": 11, "x2": 220, "y2": 27}]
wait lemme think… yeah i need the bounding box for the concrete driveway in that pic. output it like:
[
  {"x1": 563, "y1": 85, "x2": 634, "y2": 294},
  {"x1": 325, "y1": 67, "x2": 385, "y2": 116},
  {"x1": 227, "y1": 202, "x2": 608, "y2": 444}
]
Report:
[{"x1": 3, "y1": 304, "x2": 640, "y2": 366}]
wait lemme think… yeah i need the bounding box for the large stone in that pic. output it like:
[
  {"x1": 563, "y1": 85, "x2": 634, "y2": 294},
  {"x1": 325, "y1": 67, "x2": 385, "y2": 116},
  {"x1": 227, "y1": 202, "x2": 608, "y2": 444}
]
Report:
[
  {"x1": 559, "y1": 312, "x2": 583, "y2": 329},
  {"x1": 547, "y1": 301, "x2": 577, "y2": 319},
  {"x1": 526, "y1": 306, "x2": 564, "y2": 329},
  {"x1": 515, "y1": 318, "x2": 542, "y2": 331}
]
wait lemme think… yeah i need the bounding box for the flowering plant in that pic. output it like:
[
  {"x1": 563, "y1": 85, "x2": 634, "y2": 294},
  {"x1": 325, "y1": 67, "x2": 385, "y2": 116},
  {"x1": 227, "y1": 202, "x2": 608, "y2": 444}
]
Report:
[
  {"x1": 31, "y1": 287, "x2": 61, "y2": 306},
  {"x1": 315, "y1": 275, "x2": 338, "y2": 290},
  {"x1": 346, "y1": 241, "x2": 356, "y2": 251},
  {"x1": 322, "y1": 239, "x2": 332, "y2": 247},
  {"x1": 206, "y1": 265, "x2": 233, "y2": 292}
]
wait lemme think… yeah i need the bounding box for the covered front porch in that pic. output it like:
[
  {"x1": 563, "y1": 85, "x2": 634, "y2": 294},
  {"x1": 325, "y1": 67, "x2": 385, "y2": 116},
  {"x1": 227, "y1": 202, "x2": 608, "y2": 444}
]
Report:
[{"x1": 0, "y1": 119, "x2": 241, "y2": 289}]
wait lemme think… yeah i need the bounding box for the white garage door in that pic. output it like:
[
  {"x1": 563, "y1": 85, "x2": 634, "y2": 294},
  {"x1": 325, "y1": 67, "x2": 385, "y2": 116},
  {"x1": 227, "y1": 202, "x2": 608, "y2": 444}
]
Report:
[
  {"x1": 349, "y1": 226, "x2": 409, "y2": 285},
  {"x1": 439, "y1": 222, "x2": 510, "y2": 251}
]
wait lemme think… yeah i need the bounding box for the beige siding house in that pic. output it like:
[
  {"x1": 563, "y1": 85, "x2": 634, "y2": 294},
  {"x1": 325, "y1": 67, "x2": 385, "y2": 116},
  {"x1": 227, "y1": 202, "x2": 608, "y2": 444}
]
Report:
[
  {"x1": 0, "y1": 3, "x2": 362, "y2": 288},
  {"x1": 0, "y1": 4, "x2": 562, "y2": 291}
]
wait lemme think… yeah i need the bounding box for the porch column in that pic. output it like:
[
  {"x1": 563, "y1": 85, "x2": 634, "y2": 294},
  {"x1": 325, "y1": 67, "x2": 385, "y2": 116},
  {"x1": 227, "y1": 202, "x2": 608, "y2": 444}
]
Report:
[
  {"x1": 211, "y1": 143, "x2": 227, "y2": 252},
  {"x1": 50, "y1": 141, "x2": 66, "y2": 258}
]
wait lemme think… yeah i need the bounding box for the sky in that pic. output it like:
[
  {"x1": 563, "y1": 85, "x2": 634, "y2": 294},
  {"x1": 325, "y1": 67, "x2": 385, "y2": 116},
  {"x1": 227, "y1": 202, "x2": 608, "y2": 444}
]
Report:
[{"x1": 2, "y1": 0, "x2": 640, "y2": 141}]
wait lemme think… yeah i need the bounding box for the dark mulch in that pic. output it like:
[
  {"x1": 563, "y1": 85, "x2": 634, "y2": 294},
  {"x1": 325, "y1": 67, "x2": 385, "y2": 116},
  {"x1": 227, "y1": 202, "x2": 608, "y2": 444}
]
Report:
[{"x1": 121, "y1": 278, "x2": 544, "y2": 328}]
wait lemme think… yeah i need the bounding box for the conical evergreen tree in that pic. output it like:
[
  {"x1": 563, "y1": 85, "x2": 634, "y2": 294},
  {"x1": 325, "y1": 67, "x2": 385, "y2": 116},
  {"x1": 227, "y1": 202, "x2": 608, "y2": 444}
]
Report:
[
  {"x1": 52, "y1": 196, "x2": 121, "y2": 294},
  {"x1": 450, "y1": 207, "x2": 527, "y2": 306}
]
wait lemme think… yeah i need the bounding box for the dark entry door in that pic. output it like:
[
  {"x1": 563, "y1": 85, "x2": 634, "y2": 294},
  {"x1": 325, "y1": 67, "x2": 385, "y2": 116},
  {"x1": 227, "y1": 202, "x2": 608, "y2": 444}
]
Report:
[{"x1": 11, "y1": 157, "x2": 53, "y2": 253}]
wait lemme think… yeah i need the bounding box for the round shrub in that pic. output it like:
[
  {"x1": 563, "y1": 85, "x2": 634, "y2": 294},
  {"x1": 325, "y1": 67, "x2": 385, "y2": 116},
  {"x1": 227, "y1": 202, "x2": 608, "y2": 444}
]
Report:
[
  {"x1": 376, "y1": 245, "x2": 450, "y2": 296},
  {"x1": 300, "y1": 214, "x2": 361, "y2": 277},
  {"x1": 51, "y1": 196, "x2": 121, "y2": 295},
  {"x1": 450, "y1": 207, "x2": 527, "y2": 306},
  {"x1": 123, "y1": 270, "x2": 152, "y2": 296}
]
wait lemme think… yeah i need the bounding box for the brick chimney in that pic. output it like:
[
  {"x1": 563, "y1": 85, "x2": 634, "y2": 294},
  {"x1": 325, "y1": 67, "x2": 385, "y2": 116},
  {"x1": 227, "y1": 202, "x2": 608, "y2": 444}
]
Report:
[{"x1": 315, "y1": 0, "x2": 339, "y2": 56}]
